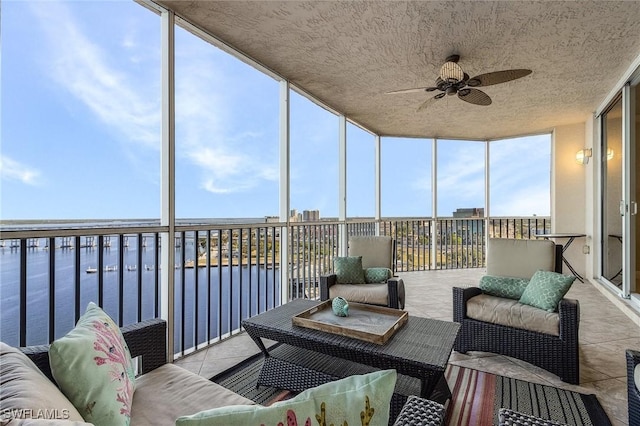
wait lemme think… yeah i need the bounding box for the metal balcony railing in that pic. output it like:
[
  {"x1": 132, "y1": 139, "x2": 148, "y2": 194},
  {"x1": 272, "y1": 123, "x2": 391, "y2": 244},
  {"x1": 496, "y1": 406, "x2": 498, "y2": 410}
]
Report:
[{"x1": 0, "y1": 216, "x2": 550, "y2": 357}]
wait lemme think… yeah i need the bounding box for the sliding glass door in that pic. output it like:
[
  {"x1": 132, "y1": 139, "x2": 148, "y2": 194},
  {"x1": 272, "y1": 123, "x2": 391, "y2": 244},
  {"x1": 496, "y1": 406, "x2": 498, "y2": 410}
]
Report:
[
  {"x1": 601, "y1": 96, "x2": 623, "y2": 287},
  {"x1": 600, "y1": 83, "x2": 638, "y2": 299}
]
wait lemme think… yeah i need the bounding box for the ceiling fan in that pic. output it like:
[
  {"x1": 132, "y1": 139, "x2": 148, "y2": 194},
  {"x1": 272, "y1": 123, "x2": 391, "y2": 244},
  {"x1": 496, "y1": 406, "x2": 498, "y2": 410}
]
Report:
[{"x1": 387, "y1": 55, "x2": 532, "y2": 111}]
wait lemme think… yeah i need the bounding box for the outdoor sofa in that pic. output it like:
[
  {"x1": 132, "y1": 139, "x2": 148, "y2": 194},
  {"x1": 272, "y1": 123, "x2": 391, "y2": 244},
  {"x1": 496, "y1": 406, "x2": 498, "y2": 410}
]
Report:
[{"x1": 1, "y1": 318, "x2": 444, "y2": 426}]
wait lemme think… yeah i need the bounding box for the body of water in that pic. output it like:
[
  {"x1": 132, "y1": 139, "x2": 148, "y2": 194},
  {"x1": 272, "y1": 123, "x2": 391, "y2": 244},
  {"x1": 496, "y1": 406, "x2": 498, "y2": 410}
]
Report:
[{"x1": 0, "y1": 237, "x2": 281, "y2": 353}]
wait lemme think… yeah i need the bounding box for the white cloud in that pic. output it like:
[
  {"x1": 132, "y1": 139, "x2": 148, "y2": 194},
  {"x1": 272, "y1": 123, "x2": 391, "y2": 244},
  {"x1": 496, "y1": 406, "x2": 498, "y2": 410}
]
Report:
[
  {"x1": 0, "y1": 156, "x2": 42, "y2": 185},
  {"x1": 29, "y1": 2, "x2": 277, "y2": 195},
  {"x1": 175, "y1": 45, "x2": 278, "y2": 194},
  {"x1": 30, "y1": 3, "x2": 160, "y2": 149},
  {"x1": 491, "y1": 186, "x2": 550, "y2": 216}
]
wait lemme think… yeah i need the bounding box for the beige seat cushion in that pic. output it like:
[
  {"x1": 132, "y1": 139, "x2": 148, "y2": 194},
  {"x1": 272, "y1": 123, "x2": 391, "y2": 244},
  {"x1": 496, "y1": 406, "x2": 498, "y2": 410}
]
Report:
[
  {"x1": 635, "y1": 364, "x2": 640, "y2": 392},
  {"x1": 130, "y1": 363, "x2": 254, "y2": 426},
  {"x1": 487, "y1": 238, "x2": 556, "y2": 279},
  {"x1": 466, "y1": 294, "x2": 560, "y2": 336},
  {"x1": 329, "y1": 283, "x2": 390, "y2": 306},
  {"x1": 0, "y1": 342, "x2": 85, "y2": 423}
]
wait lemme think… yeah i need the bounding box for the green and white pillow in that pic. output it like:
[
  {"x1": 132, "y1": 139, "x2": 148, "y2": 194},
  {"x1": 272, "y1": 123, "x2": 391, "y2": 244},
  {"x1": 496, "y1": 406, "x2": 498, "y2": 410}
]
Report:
[
  {"x1": 479, "y1": 275, "x2": 530, "y2": 300},
  {"x1": 365, "y1": 267, "x2": 393, "y2": 283},
  {"x1": 334, "y1": 256, "x2": 366, "y2": 284},
  {"x1": 519, "y1": 270, "x2": 575, "y2": 312},
  {"x1": 176, "y1": 369, "x2": 397, "y2": 426},
  {"x1": 49, "y1": 303, "x2": 136, "y2": 426}
]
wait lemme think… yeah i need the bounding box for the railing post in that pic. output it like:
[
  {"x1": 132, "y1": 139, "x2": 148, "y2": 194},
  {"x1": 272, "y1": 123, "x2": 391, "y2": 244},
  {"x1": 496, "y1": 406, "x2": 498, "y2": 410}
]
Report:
[
  {"x1": 160, "y1": 8, "x2": 176, "y2": 362},
  {"x1": 339, "y1": 115, "x2": 348, "y2": 255},
  {"x1": 375, "y1": 135, "x2": 381, "y2": 236},
  {"x1": 279, "y1": 80, "x2": 290, "y2": 305}
]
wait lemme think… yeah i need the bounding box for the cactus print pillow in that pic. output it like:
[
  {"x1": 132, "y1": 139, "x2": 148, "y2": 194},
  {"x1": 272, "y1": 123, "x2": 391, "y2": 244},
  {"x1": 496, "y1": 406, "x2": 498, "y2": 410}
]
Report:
[
  {"x1": 176, "y1": 369, "x2": 397, "y2": 426},
  {"x1": 49, "y1": 303, "x2": 135, "y2": 426}
]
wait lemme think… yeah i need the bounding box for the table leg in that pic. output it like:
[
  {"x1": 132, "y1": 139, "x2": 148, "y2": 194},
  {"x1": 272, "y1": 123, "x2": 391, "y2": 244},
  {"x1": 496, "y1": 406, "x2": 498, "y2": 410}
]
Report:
[
  {"x1": 242, "y1": 325, "x2": 271, "y2": 357},
  {"x1": 559, "y1": 237, "x2": 584, "y2": 283},
  {"x1": 420, "y1": 372, "x2": 451, "y2": 404}
]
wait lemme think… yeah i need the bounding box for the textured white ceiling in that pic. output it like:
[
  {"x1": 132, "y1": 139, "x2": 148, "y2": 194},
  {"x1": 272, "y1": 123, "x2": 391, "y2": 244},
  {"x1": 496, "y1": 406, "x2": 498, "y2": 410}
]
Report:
[{"x1": 155, "y1": 1, "x2": 640, "y2": 140}]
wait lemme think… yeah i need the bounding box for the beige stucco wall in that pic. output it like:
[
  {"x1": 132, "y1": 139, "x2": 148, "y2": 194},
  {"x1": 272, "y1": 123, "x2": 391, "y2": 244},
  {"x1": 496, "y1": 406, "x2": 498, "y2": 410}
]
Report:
[{"x1": 552, "y1": 122, "x2": 588, "y2": 278}]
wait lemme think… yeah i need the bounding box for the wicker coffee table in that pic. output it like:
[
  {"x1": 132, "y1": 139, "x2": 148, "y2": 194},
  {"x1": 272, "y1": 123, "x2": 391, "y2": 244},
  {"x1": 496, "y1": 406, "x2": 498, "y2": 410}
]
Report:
[{"x1": 242, "y1": 299, "x2": 460, "y2": 403}]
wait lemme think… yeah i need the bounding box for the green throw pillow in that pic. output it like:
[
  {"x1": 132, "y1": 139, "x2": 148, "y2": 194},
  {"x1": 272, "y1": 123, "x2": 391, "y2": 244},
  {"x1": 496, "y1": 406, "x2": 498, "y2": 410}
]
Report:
[
  {"x1": 49, "y1": 303, "x2": 136, "y2": 426},
  {"x1": 478, "y1": 275, "x2": 530, "y2": 300},
  {"x1": 365, "y1": 267, "x2": 393, "y2": 283},
  {"x1": 519, "y1": 270, "x2": 576, "y2": 312},
  {"x1": 334, "y1": 256, "x2": 366, "y2": 284},
  {"x1": 176, "y1": 369, "x2": 397, "y2": 426}
]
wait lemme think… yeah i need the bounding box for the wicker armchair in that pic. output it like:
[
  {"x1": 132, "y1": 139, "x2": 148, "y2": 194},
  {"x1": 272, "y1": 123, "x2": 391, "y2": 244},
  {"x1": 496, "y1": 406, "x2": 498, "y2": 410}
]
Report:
[
  {"x1": 628, "y1": 349, "x2": 640, "y2": 426},
  {"x1": 320, "y1": 236, "x2": 405, "y2": 309},
  {"x1": 453, "y1": 238, "x2": 580, "y2": 384}
]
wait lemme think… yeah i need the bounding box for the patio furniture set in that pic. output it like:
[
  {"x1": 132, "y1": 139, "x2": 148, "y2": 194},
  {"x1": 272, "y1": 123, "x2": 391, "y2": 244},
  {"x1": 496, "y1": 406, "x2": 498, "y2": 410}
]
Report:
[
  {"x1": 3, "y1": 236, "x2": 635, "y2": 425},
  {"x1": 2, "y1": 317, "x2": 447, "y2": 426}
]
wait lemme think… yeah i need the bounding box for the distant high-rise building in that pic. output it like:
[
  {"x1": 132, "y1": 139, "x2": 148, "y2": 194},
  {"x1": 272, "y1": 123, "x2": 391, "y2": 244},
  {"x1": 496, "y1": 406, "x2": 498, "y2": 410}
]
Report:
[
  {"x1": 302, "y1": 210, "x2": 320, "y2": 221},
  {"x1": 289, "y1": 209, "x2": 302, "y2": 222},
  {"x1": 452, "y1": 207, "x2": 484, "y2": 218}
]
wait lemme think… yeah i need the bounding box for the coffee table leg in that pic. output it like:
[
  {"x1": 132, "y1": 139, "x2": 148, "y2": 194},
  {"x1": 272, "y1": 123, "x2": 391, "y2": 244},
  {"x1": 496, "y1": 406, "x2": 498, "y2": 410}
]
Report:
[
  {"x1": 422, "y1": 373, "x2": 451, "y2": 405},
  {"x1": 243, "y1": 326, "x2": 271, "y2": 357}
]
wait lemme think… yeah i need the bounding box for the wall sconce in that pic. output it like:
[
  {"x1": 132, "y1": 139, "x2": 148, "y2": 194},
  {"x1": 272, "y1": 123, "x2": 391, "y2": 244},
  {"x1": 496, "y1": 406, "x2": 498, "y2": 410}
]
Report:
[
  {"x1": 607, "y1": 148, "x2": 614, "y2": 160},
  {"x1": 575, "y1": 148, "x2": 592, "y2": 165}
]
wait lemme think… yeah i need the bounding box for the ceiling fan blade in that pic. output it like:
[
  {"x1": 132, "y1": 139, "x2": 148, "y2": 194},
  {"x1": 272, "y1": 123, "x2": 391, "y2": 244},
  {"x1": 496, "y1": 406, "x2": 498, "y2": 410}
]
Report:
[
  {"x1": 417, "y1": 94, "x2": 441, "y2": 111},
  {"x1": 467, "y1": 69, "x2": 532, "y2": 87},
  {"x1": 458, "y1": 88, "x2": 492, "y2": 106},
  {"x1": 386, "y1": 87, "x2": 435, "y2": 95}
]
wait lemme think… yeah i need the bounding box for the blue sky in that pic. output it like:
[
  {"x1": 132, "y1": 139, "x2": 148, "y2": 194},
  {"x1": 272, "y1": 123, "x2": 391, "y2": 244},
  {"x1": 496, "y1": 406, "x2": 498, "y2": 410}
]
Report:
[{"x1": 1, "y1": 1, "x2": 551, "y2": 221}]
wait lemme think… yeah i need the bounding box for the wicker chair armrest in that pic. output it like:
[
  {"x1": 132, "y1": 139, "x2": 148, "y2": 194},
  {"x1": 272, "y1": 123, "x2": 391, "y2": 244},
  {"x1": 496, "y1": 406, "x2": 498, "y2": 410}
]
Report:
[
  {"x1": 387, "y1": 277, "x2": 403, "y2": 309},
  {"x1": 452, "y1": 286, "x2": 482, "y2": 322},
  {"x1": 122, "y1": 318, "x2": 167, "y2": 374},
  {"x1": 627, "y1": 349, "x2": 640, "y2": 426},
  {"x1": 392, "y1": 395, "x2": 445, "y2": 426},
  {"x1": 20, "y1": 318, "x2": 167, "y2": 380},
  {"x1": 319, "y1": 274, "x2": 337, "y2": 301},
  {"x1": 557, "y1": 298, "x2": 579, "y2": 339},
  {"x1": 20, "y1": 344, "x2": 54, "y2": 382}
]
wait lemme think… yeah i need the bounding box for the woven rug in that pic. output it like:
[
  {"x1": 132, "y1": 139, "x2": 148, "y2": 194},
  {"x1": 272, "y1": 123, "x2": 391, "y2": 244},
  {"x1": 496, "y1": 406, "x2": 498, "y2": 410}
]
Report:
[{"x1": 211, "y1": 354, "x2": 611, "y2": 426}]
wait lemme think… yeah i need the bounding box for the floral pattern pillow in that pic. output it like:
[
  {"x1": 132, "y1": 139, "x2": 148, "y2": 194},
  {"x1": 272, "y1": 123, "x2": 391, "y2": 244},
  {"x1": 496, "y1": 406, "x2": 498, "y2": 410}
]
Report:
[
  {"x1": 49, "y1": 302, "x2": 135, "y2": 426},
  {"x1": 176, "y1": 369, "x2": 397, "y2": 426}
]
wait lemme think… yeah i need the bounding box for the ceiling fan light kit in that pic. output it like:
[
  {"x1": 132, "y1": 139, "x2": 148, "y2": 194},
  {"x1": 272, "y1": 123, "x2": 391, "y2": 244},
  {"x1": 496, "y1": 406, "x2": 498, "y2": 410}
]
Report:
[
  {"x1": 387, "y1": 54, "x2": 532, "y2": 110},
  {"x1": 440, "y1": 61, "x2": 464, "y2": 83}
]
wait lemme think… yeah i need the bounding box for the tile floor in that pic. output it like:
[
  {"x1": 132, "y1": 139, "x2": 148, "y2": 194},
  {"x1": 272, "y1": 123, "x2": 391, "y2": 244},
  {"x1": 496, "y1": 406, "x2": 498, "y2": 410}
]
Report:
[{"x1": 175, "y1": 269, "x2": 640, "y2": 426}]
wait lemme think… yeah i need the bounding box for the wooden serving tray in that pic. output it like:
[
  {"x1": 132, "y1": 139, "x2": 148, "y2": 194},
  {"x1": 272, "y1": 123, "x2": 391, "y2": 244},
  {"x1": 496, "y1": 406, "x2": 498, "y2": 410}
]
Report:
[{"x1": 292, "y1": 300, "x2": 408, "y2": 345}]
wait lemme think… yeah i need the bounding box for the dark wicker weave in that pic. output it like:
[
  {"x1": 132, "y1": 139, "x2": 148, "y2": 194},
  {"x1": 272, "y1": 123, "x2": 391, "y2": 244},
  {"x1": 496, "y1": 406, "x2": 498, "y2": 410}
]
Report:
[
  {"x1": 498, "y1": 408, "x2": 568, "y2": 426},
  {"x1": 392, "y1": 395, "x2": 445, "y2": 426},
  {"x1": 242, "y1": 299, "x2": 460, "y2": 402},
  {"x1": 627, "y1": 349, "x2": 640, "y2": 426},
  {"x1": 259, "y1": 343, "x2": 437, "y2": 423},
  {"x1": 453, "y1": 286, "x2": 580, "y2": 384},
  {"x1": 20, "y1": 318, "x2": 167, "y2": 380}
]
